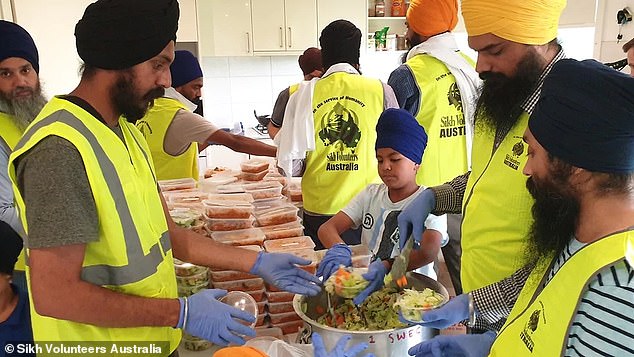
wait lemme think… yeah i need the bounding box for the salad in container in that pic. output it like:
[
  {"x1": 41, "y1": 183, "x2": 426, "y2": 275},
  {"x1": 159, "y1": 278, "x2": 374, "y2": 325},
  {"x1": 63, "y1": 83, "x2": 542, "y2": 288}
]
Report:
[
  {"x1": 393, "y1": 288, "x2": 447, "y2": 323},
  {"x1": 324, "y1": 266, "x2": 369, "y2": 299}
]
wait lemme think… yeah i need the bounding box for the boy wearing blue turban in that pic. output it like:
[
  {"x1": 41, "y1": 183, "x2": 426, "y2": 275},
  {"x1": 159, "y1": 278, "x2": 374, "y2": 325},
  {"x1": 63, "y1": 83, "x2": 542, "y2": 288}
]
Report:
[{"x1": 317, "y1": 108, "x2": 447, "y2": 304}]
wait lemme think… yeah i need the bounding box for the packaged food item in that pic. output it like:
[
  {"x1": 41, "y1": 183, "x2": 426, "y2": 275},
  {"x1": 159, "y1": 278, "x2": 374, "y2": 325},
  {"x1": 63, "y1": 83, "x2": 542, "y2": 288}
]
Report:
[
  {"x1": 267, "y1": 301, "x2": 295, "y2": 314},
  {"x1": 169, "y1": 208, "x2": 201, "y2": 229},
  {"x1": 158, "y1": 178, "x2": 197, "y2": 192},
  {"x1": 240, "y1": 170, "x2": 269, "y2": 181},
  {"x1": 254, "y1": 205, "x2": 299, "y2": 226},
  {"x1": 175, "y1": 269, "x2": 209, "y2": 287},
  {"x1": 253, "y1": 197, "x2": 289, "y2": 211},
  {"x1": 243, "y1": 181, "x2": 283, "y2": 200},
  {"x1": 247, "y1": 288, "x2": 266, "y2": 302},
  {"x1": 207, "y1": 192, "x2": 254, "y2": 202},
  {"x1": 181, "y1": 334, "x2": 212, "y2": 351},
  {"x1": 177, "y1": 280, "x2": 209, "y2": 297},
  {"x1": 374, "y1": 0, "x2": 385, "y2": 16},
  {"x1": 205, "y1": 216, "x2": 255, "y2": 232},
  {"x1": 203, "y1": 166, "x2": 240, "y2": 178},
  {"x1": 241, "y1": 159, "x2": 270, "y2": 173},
  {"x1": 257, "y1": 301, "x2": 267, "y2": 314},
  {"x1": 394, "y1": 288, "x2": 448, "y2": 322},
  {"x1": 212, "y1": 183, "x2": 246, "y2": 194},
  {"x1": 213, "y1": 277, "x2": 265, "y2": 292},
  {"x1": 265, "y1": 282, "x2": 282, "y2": 292},
  {"x1": 201, "y1": 175, "x2": 239, "y2": 193},
  {"x1": 252, "y1": 327, "x2": 283, "y2": 340},
  {"x1": 260, "y1": 220, "x2": 304, "y2": 240},
  {"x1": 265, "y1": 291, "x2": 295, "y2": 303},
  {"x1": 268, "y1": 311, "x2": 301, "y2": 324},
  {"x1": 263, "y1": 173, "x2": 288, "y2": 187},
  {"x1": 275, "y1": 320, "x2": 304, "y2": 335},
  {"x1": 256, "y1": 313, "x2": 268, "y2": 327},
  {"x1": 324, "y1": 266, "x2": 369, "y2": 299},
  {"x1": 210, "y1": 227, "x2": 265, "y2": 246},
  {"x1": 203, "y1": 199, "x2": 254, "y2": 218},
  {"x1": 350, "y1": 244, "x2": 373, "y2": 268},
  {"x1": 174, "y1": 258, "x2": 208, "y2": 277},
  {"x1": 210, "y1": 269, "x2": 259, "y2": 282},
  {"x1": 263, "y1": 236, "x2": 315, "y2": 253},
  {"x1": 391, "y1": 0, "x2": 405, "y2": 16}
]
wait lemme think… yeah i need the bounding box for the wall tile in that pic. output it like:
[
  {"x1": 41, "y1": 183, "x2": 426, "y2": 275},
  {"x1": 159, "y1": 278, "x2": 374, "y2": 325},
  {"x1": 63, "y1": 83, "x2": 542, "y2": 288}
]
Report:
[
  {"x1": 201, "y1": 57, "x2": 230, "y2": 77},
  {"x1": 271, "y1": 56, "x2": 301, "y2": 75},
  {"x1": 228, "y1": 56, "x2": 272, "y2": 76}
]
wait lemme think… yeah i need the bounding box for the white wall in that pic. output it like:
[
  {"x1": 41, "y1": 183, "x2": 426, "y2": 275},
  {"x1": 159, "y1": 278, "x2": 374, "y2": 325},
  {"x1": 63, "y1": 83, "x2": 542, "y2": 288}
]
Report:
[{"x1": 595, "y1": 0, "x2": 634, "y2": 63}]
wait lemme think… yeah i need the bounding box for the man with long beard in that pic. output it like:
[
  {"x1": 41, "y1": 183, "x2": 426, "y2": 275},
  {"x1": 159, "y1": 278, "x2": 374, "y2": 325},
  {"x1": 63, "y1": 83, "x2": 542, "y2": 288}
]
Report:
[
  {"x1": 6, "y1": 0, "x2": 320, "y2": 354},
  {"x1": 398, "y1": 0, "x2": 566, "y2": 331},
  {"x1": 407, "y1": 59, "x2": 634, "y2": 357},
  {"x1": 0, "y1": 20, "x2": 47, "y2": 293}
]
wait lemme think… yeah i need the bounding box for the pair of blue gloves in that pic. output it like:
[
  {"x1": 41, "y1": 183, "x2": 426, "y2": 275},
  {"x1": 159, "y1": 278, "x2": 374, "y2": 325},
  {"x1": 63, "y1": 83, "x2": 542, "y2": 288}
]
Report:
[
  {"x1": 316, "y1": 244, "x2": 386, "y2": 305},
  {"x1": 313, "y1": 332, "x2": 375, "y2": 357},
  {"x1": 178, "y1": 251, "x2": 322, "y2": 345}
]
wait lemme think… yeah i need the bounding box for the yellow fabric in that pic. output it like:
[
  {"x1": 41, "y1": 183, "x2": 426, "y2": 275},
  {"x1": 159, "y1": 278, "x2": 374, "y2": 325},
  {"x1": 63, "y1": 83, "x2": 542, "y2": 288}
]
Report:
[
  {"x1": 213, "y1": 346, "x2": 268, "y2": 357},
  {"x1": 461, "y1": 112, "x2": 532, "y2": 292},
  {"x1": 490, "y1": 231, "x2": 632, "y2": 356},
  {"x1": 302, "y1": 72, "x2": 384, "y2": 215},
  {"x1": 136, "y1": 97, "x2": 199, "y2": 181},
  {"x1": 406, "y1": 0, "x2": 458, "y2": 37},
  {"x1": 406, "y1": 53, "x2": 473, "y2": 187},
  {"x1": 461, "y1": 0, "x2": 566, "y2": 45},
  {"x1": 0, "y1": 112, "x2": 26, "y2": 271},
  {"x1": 9, "y1": 97, "x2": 180, "y2": 353},
  {"x1": 289, "y1": 83, "x2": 299, "y2": 95}
]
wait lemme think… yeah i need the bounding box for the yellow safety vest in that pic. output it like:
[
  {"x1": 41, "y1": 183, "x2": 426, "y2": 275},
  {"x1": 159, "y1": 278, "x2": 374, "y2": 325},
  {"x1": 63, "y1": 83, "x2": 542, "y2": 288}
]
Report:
[
  {"x1": 136, "y1": 97, "x2": 199, "y2": 181},
  {"x1": 489, "y1": 230, "x2": 632, "y2": 356},
  {"x1": 289, "y1": 83, "x2": 299, "y2": 95},
  {"x1": 406, "y1": 53, "x2": 474, "y2": 187},
  {"x1": 9, "y1": 97, "x2": 180, "y2": 353},
  {"x1": 0, "y1": 112, "x2": 26, "y2": 271},
  {"x1": 302, "y1": 72, "x2": 384, "y2": 215},
  {"x1": 461, "y1": 112, "x2": 533, "y2": 292}
]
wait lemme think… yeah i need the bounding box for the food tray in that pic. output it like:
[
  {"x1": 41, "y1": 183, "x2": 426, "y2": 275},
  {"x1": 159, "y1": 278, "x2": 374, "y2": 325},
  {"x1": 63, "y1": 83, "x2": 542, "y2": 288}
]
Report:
[
  {"x1": 240, "y1": 159, "x2": 270, "y2": 173},
  {"x1": 203, "y1": 199, "x2": 254, "y2": 218},
  {"x1": 210, "y1": 270, "x2": 259, "y2": 282},
  {"x1": 210, "y1": 183, "x2": 246, "y2": 194},
  {"x1": 265, "y1": 291, "x2": 295, "y2": 303},
  {"x1": 254, "y1": 205, "x2": 299, "y2": 226},
  {"x1": 263, "y1": 174, "x2": 288, "y2": 187},
  {"x1": 263, "y1": 236, "x2": 315, "y2": 253},
  {"x1": 173, "y1": 259, "x2": 208, "y2": 277},
  {"x1": 241, "y1": 169, "x2": 269, "y2": 181},
  {"x1": 257, "y1": 301, "x2": 267, "y2": 314},
  {"x1": 246, "y1": 288, "x2": 266, "y2": 302},
  {"x1": 243, "y1": 181, "x2": 283, "y2": 200},
  {"x1": 181, "y1": 336, "x2": 212, "y2": 351},
  {"x1": 205, "y1": 216, "x2": 255, "y2": 232},
  {"x1": 158, "y1": 178, "x2": 197, "y2": 192},
  {"x1": 213, "y1": 277, "x2": 265, "y2": 292},
  {"x1": 265, "y1": 282, "x2": 282, "y2": 293},
  {"x1": 256, "y1": 313, "x2": 268, "y2": 327},
  {"x1": 260, "y1": 219, "x2": 304, "y2": 240},
  {"x1": 252, "y1": 327, "x2": 283, "y2": 340},
  {"x1": 267, "y1": 301, "x2": 295, "y2": 314},
  {"x1": 207, "y1": 192, "x2": 254, "y2": 202},
  {"x1": 175, "y1": 269, "x2": 209, "y2": 287},
  {"x1": 164, "y1": 190, "x2": 208, "y2": 204},
  {"x1": 275, "y1": 320, "x2": 305, "y2": 335},
  {"x1": 177, "y1": 281, "x2": 208, "y2": 297},
  {"x1": 268, "y1": 311, "x2": 302, "y2": 324},
  {"x1": 210, "y1": 227, "x2": 265, "y2": 246}
]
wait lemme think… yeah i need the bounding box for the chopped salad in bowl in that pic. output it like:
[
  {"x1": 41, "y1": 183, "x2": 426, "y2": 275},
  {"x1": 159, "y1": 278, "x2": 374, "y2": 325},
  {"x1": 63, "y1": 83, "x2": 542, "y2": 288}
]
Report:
[
  {"x1": 393, "y1": 288, "x2": 447, "y2": 322},
  {"x1": 324, "y1": 266, "x2": 369, "y2": 299}
]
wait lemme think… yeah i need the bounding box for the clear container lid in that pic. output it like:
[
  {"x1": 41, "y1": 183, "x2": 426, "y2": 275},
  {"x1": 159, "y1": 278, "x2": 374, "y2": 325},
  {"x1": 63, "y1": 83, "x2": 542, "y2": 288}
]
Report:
[
  {"x1": 205, "y1": 216, "x2": 256, "y2": 232},
  {"x1": 158, "y1": 178, "x2": 197, "y2": 192},
  {"x1": 240, "y1": 158, "x2": 271, "y2": 173},
  {"x1": 207, "y1": 192, "x2": 254, "y2": 202},
  {"x1": 263, "y1": 236, "x2": 315, "y2": 253},
  {"x1": 254, "y1": 205, "x2": 299, "y2": 226},
  {"x1": 243, "y1": 181, "x2": 282, "y2": 191},
  {"x1": 220, "y1": 291, "x2": 258, "y2": 328},
  {"x1": 169, "y1": 208, "x2": 202, "y2": 228},
  {"x1": 164, "y1": 190, "x2": 208, "y2": 203},
  {"x1": 212, "y1": 183, "x2": 246, "y2": 194},
  {"x1": 211, "y1": 227, "x2": 265, "y2": 245}
]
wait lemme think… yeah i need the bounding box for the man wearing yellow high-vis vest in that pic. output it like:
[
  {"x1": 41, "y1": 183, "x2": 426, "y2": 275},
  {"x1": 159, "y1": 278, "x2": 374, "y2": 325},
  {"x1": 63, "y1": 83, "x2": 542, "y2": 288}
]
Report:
[
  {"x1": 0, "y1": 20, "x2": 47, "y2": 294},
  {"x1": 398, "y1": 0, "x2": 566, "y2": 331},
  {"x1": 137, "y1": 50, "x2": 277, "y2": 181},
  {"x1": 7, "y1": 1, "x2": 321, "y2": 355},
  {"x1": 407, "y1": 59, "x2": 634, "y2": 357},
  {"x1": 388, "y1": 0, "x2": 481, "y2": 295},
  {"x1": 275, "y1": 20, "x2": 398, "y2": 250}
]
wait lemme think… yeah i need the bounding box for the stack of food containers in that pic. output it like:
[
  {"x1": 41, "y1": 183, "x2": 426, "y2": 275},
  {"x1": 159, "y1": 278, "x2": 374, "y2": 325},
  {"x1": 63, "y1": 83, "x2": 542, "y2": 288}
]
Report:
[
  {"x1": 174, "y1": 259, "x2": 212, "y2": 351},
  {"x1": 239, "y1": 158, "x2": 272, "y2": 181}
]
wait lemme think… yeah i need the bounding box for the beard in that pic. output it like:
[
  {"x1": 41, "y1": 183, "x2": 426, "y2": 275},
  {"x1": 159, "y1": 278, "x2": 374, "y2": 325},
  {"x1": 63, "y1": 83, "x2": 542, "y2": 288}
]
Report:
[
  {"x1": 524, "y1": 169, "x2": 580, "y2": 267},
  {"x1": 0, "y1": 81, "x2": 47, "y2": 131},
  {"x1": 111, "y1": 71, "x2": 165, "y2": 123},
  {"x1": 475, "y1": 48, "x2": 546, "y2": 134}
]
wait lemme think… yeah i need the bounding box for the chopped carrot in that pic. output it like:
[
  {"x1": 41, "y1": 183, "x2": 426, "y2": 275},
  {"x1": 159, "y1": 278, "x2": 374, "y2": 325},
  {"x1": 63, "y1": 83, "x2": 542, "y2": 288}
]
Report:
[
  {"x1": 396, "y1": 276, "x2": 408, "y2": 288},
  {"x1": 316, "y1": 306, "x2": 325, "y2": 314}
]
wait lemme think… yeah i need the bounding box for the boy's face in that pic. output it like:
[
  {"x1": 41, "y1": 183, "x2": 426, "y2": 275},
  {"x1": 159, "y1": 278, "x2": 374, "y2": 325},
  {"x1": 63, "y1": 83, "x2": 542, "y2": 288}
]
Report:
[{"x1": 376, "y1": 147, "x2": 419, "y2": 190}]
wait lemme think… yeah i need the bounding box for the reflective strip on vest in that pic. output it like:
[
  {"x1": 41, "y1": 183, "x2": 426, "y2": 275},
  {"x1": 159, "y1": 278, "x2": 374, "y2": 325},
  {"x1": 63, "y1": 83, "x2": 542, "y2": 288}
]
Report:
[
  {"x1": 15, "y1": 111, "x2": 171, "y2": 286},
  {"x1": 489, "y1": 231, "x2": 632, "y2": 356}
]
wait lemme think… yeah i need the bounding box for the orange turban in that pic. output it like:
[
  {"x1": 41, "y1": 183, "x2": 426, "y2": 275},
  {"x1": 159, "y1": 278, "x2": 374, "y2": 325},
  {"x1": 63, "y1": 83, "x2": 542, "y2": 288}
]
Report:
[
  {"x1": 462, "y1": 0, "x2": 566, "y2": 45},
  {"x1": 213, "y1": 346, "x2": 268, "y2": 357},
  {"x1": 406, "y1": 0, "x2": 458, "y2": 37}
]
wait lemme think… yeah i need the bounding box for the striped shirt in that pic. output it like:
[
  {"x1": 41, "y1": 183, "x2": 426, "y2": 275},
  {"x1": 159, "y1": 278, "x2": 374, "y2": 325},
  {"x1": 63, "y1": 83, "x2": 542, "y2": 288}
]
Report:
[{"x1": 472, "y1": 237, "x2": 634, "y2": 356}]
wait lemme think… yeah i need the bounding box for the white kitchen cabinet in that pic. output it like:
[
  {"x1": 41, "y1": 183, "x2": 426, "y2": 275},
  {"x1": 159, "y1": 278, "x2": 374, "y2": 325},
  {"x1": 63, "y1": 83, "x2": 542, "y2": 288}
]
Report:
[
  {"x1": 177, "y1": 0, "x2": 198, "y2": 42},
  {"x1": 317, "y1": 0, "x2": 367, "y2": 51},
  {"x1": 198, "y1": 0, "x2": 253, "y2": 57},
  {"x1": 251, "y1": 0, "x2": 317, "y2": 54}
]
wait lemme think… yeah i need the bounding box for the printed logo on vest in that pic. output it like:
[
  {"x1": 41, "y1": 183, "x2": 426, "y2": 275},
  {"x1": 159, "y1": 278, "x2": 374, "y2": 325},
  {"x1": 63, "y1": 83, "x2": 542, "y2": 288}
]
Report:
[
  {"x1": 317, "y1": 101, "x2": 361, "y2": 171},
  {"x1": 137, "y1": 120, "x2": 153, "y2": 135},
  {"x1": 519, "y1": 301, "x2": 545, "y2": 353},
  {"x1": 439, "y1": 83, "x2": 466, "y2": 139},
  {"x1": 504, "y1": 136, "x2": 525, "y2": 170}
]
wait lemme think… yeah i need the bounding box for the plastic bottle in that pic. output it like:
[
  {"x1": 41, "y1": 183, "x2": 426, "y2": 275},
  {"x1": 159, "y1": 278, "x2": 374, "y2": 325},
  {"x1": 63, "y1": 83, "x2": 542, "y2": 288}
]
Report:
[
  {"x1": 391, "y1": 0, "x2": 405, "y2": 17},
  {"x1": 375, "y1": 0, "x2": 385, "y2": 17}
]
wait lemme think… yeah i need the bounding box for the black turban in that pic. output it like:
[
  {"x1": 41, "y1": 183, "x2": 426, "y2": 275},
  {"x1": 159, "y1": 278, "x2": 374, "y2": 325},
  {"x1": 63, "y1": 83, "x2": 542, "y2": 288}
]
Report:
[
  {"x1": 0, "y1": 221, "x2": 23, "y2": 276},
  {"x1": 0, "y1": 20, "x2": 39, "y2": 73},
  {"x1": 529, "y1": 59, "x2": 634, "y2": 173},
  {"x1": 75, "y1": 0, "x2": 179, "y2": 70},
  {"x1": 319, "y1": 20, "x2": 361, "y2": 70}
]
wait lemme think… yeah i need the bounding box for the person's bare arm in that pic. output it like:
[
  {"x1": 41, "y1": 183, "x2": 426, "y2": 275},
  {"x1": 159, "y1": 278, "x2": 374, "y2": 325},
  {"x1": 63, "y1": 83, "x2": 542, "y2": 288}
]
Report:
[
  {"x1": 317, "y1": 212, "x2": 355, "y2": 248},
  {"x1": 267, "y1": 123, "x2": 281, "y2": 139},
  {"x1": 407, "y1": 229, "x2": 442, "y2": 270},
  {"x1": 28, "y1": 244, "x2": 180, "y2": 328},
  {"x1": 207, "y1": 129, "x2": 276, "y2": 157}
]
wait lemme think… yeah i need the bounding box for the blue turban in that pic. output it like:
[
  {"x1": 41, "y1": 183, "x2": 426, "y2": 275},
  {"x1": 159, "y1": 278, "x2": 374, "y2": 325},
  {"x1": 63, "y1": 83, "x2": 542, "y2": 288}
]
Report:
[
  {"x1": 376, "y1": 108, "x2": 428, "y2": 164},
  {"x1": 529, "y1": 59, "x2": 634, "y2": 173},
  {"x1": 0, "y1": 20, "x2": 39, "y2": 73},
  {"x1": 170, "y1": 50, "x2": 203, "y2": 88}
]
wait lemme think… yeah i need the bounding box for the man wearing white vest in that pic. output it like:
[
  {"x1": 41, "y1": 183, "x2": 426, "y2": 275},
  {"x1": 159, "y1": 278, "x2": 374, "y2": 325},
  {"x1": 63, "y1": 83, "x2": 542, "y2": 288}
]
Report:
[
  {"x1": 407, "y1": 59, "x2": 634, "y2": 357},
  {"x1": 137, "y1": 50, "x2": 277, "y2": 181},
  {"x1": 398, "y1": 0, "x2": 567, "y2": 331},
  {"x1": 7, "y1": 1, "x2": 320, "y2": 355},
  {"x1": 388, "y1": 0, "x2": 481, "y2": 295}
]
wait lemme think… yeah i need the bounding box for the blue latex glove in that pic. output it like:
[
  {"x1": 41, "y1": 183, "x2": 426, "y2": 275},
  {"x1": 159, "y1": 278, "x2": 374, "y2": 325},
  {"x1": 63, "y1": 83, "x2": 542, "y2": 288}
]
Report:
[
  {"x1": 398, "y1": 188, "x2": 436, "y2": 250},
  {"x1": 352, "y1": 260, "x2": 387, "y2": 305},
  {"x1": 316, "y1": 244, "x2": 352, "y2": 280},
  {"x1": 250, "y1": 251, "x2": 322, "y2": 296},
  {"x1": 176, "y1": 289, "x2": 256, "y2": 346},
  {"x1": 408, "y1": 331, "x2": 496, "y2": 357},
  {"x1": 400, "y1": 293, "x2": 470, "y2": 328},
  {"x1": 313, "y1": 332, "x2": 375, "y2": 357}
]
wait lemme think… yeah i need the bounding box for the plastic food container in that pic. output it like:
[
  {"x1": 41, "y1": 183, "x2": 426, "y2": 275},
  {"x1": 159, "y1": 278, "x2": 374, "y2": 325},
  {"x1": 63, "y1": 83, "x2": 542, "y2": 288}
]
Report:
[
  {"x1": 174, "y1": 258, "x2": 208, "y2": 277},
  {"x1": 256, "y1": 313, "x2": 268, "y2": 327},
  {"x1": 241, "y1": 159, "x2": 270, "y2": 173},
  {"x1": 203, "y1": 199, "x2": 254, "y2": 218},
  {"x1": 329, "y1": 267, "x2": 369, "y2": 299},
  {"x1": 263, "y1": 236, "x2": 316, "y2": 253},
  {"x1": 257, "y1": 301, "x2": 267, "y2": 314},
  {"x1": 265, "y1": 282, "x2": 282, "y2": 293},
  {"x1": 177, "y1": 280, "x2": 208, "y2": 297},
  {"x1": 253, "y1": 197, "x2": 289, "y2": 211},
  {"x1": 260, "y1": 220, "x2": 304, "y2": 240},
  {"x1": 254, "y1": 205, "x2": 299, "y2": 226},
  {"x1": 211, "y1": 183, "x2": 246, "y2": 194},
  {"x1": 201, "y1": 175, "x2": 239, "y2": 191},
  {"x1": 243, "y1": 181, "x2": 283, "y2": 200},
  {"x1": 164, "y1": 190, "x2": 208, "y2": 204},
  {"x1": 220, "y1": 291, "x2": 258, "y2": 328},
  {"x1": 351, "y1": 244, "x2": 373, "y2": 268},
  {"x1": 205, "y1": 216, "x2": 255, "y2": 232},
  {"x1": 265, "y1": 291, "x2": 295, "y2": 303},
  {"x1": 246, "y1": 288, "x2": 266, "y2": 302},
  {"x1": 158, "y1": 178, "x2": 197, "y2": 192},
  {"x1": 268, "y1": 311, "x2": 301, "y2": 324},
  {"x1": 175, "y1": 269, "x2": 209, "y2": 287},
  {"x1": 267, "y1": 301, "x2": 295, "y2": 314},
  {"x1": 169, "y1": 208, "x2": 201, "y2": 229},
  {"x1": 207, "y1": 192, "x2": 254, "y2": 202},
  {"x1": 394, "y1": 289, "x2": 448, "y2": 323},
  {"x1": 210, "y1": 270, "x2": 259, "y2": 282},
  {"x1": 211, "y1": 228, "x2": 265, "y2": 246},
  {"x1": 241, "y1": 170, "x2": 269, "y2": 181},
  {"x1": 181, "y1": 335, "x2": 212, "y2": 351},
  {"x1": 252, "y1": 327, "x2": 283, "y2": 340},
  {"x1": 275, "y1": 320, "x2": 305, "y2": 335},
  {"x1": 263, "y1": 174, "x2": 287, "y2": 187},
  {"x1": 213, "y1": 277, "x2": 265, "y2": 292}
]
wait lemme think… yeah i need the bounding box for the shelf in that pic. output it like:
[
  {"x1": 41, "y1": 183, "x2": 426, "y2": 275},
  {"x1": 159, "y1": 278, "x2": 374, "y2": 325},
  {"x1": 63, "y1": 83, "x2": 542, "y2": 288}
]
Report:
[{"x1": 368, "y1": 16, "x2": 405, "y2": 20}]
